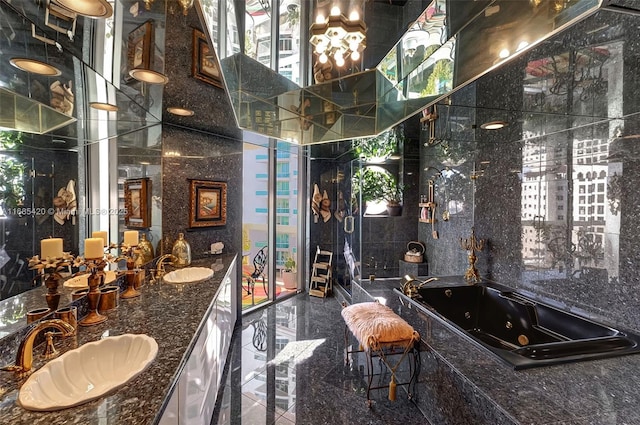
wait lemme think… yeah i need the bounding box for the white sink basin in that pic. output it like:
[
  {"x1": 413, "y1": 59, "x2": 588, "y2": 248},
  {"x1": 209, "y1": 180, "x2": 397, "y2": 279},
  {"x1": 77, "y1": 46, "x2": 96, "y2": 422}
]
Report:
[
  {"x1": 63, "y1": 270, "x2": 117, "y2": 288},
  {"x1": 18, "y1": 333, "x2": 158, "y2": 411},
  {"x1": 163, "y1": 267, "x2": 213, "y2": 284}
]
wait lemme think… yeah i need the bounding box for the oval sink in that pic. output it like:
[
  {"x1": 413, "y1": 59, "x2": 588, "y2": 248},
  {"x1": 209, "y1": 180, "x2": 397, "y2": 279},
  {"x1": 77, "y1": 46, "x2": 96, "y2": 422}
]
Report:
[
  {"x1": 163, "y1": 267, "x2": 213, "y2": 284},
  {"x1": 18, "y1": 333, "x2": 158, "y2": 411},
  {"x1": 63, "y1": 270, "x2": 117, "y2": 288}
]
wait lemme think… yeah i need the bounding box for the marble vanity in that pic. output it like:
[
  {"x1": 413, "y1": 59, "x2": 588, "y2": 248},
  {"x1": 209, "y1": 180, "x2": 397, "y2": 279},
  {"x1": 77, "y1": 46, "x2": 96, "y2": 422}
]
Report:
[{"x1": 0, "y1": 254, "x2": 238, "y2": 425}]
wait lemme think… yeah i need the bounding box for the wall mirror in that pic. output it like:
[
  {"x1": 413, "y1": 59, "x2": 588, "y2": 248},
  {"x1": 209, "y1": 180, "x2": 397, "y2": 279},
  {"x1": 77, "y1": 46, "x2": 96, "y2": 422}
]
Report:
[{"x1": 0, "y1": 0, "x2": 165, "y2": 337}]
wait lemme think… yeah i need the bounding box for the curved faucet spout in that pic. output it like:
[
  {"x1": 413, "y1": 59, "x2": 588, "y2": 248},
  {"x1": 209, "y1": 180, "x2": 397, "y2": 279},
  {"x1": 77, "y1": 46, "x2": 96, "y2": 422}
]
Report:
[
  {"x1": 151, "y1": 255, "x2": 177, "y2": 282},
  {"x1": 1, "y1": 319, "x2": 75, "y2": 377},
  {"x1": 400, "y1": 275, "x2": 439, "y2": 298}
]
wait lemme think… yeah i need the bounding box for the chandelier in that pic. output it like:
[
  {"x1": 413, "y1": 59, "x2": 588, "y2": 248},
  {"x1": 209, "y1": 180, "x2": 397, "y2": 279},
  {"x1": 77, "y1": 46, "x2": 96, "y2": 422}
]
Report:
[{"x1": 309, "y1": 6, "x2": 366, "y2": 68}]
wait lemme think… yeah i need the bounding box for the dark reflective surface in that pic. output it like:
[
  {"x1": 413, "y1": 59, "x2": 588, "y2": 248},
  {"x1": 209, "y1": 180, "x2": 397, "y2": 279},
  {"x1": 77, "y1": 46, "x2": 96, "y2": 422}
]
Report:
[{"x1": 410, "y1": 283, "x2": 640, "y2": 369}]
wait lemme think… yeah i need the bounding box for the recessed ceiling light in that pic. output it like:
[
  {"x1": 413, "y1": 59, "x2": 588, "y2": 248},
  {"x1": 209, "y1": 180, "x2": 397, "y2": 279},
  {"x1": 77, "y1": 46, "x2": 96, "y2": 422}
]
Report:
[
  {"x1": 167, "y1": 107, "x2": 194, "y2": 116},
  {"x1": 90, "y1": 102, "x2": 119, "y2": 111},
  {"x1": 480, "y1": 120, "x2": 508, "y2": 130},
  {"x1": 129, "y1": 69, "x2": 169, "y2": 85},
  {"x1": 10, "y1": 58, "x2": 61, "y2": 76},
  {"x1": 55, "y1": 0, "x2": 113, "y2": 18}
]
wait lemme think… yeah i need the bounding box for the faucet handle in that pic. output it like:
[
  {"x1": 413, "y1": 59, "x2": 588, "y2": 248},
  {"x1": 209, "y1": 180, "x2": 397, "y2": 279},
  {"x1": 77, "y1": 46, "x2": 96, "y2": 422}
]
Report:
[{"x1": 43, "y1": 331, "x2": 61, "y2": 360}]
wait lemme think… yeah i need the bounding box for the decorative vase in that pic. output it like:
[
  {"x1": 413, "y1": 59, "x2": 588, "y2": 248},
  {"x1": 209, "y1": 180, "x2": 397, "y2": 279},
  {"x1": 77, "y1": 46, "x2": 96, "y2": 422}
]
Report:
[
  {"x1": 136, "y1": 233, "x2": 155, "y2": 266},
  {"x1": 172, "y1": 233, "x2": 191, "y2": 268}
]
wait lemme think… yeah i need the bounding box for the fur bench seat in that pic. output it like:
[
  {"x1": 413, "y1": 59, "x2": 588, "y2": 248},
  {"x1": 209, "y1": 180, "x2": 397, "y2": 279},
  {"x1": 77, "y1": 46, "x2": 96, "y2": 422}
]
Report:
[{"x1": 341, "y1": 301, "x2": 420, "y2": 351}]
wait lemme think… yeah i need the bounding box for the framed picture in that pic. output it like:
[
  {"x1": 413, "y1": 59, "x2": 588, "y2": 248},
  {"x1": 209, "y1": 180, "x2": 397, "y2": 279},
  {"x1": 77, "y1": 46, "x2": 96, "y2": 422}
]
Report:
[
  {"x1": 189, "y1": 180, "x2": 227, "y2": 228},
  {"x1": 126, "y1": 20, "x2": 154, "y2": 83},
  {"x1": 124, "y1": 178, "x2": 151, "y2": 229},
  {"x1": 192, "y1": 29, "x2": 224, "y2": 88},
  {"x1": 325, "y1": 111, "x2": 336, "y2": 126}
]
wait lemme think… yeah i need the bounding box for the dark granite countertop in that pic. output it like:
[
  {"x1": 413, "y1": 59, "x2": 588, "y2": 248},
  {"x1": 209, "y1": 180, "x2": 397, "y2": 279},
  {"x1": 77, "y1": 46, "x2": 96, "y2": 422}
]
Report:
[
  {"x1": 0, "y1": 253, "x2": 236, "y2": 425},
  {"x1": 354, "y1": 277, "x2": 640, "y2": 424}
]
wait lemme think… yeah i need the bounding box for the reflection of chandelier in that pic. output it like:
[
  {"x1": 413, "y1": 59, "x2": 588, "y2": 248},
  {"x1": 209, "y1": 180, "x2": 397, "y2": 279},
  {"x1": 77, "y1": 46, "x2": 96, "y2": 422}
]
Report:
[{"x1": 309, "y1": 6, "x2": 366, "y2": 67}]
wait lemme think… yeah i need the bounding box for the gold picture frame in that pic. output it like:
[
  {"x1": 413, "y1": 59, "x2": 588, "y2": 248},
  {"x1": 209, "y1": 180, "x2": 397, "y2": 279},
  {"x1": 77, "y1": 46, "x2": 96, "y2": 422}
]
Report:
[
  {"x1": 189, "y1": 180, "x2": 227, "y2": 228},
  {"x1": 124, "y1": 178, "x2": 151, "y2": 229},
  {"x1": 192, "y1": 29, "x2": 224, "y2": 89},
  {"x1": 126, "y1": 20, "x2": 154, "y2": 83}
]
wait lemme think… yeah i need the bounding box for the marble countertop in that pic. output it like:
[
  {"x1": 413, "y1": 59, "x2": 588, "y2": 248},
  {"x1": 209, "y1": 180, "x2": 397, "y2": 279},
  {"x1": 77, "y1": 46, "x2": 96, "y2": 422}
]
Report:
[
  {"x1": 0, "y1": 254, "x2": 236, "y2": 425},
  {"x1": 355, "y1": 277, "x2": 640, "y2": 424}
]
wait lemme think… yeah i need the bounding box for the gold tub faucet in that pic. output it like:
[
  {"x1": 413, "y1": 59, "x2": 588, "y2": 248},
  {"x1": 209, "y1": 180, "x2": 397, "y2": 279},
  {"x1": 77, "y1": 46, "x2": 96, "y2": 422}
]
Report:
[
  {"x1": 1, "y1": 319, "x2": 75, "y2": 377},
  {"x1": 400, "y1": 275, "x2": 439, "y2": 298}
]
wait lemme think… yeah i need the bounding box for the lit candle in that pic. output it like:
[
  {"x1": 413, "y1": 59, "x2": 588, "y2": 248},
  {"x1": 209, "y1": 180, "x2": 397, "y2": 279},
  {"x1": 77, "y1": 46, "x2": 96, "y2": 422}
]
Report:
[
  {"x1": 123, "y1": 230, "x2": 139, "y2": 246},
  {"x1": 41, "y1": 238, "x2": 63, "y2": 259},
  {"x1": 84, "y1": 238, "x2": 104, "y2": 259},
  {"x1": 92, "y1": 231, "x2": 108, "y2": 247}
]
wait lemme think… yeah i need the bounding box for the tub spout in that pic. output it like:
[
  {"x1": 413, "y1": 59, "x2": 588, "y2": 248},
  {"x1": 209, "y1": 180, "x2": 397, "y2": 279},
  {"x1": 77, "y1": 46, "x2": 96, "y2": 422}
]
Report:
[{"x1": 400, "y1": 275, "x2": 439, "y2": 298}]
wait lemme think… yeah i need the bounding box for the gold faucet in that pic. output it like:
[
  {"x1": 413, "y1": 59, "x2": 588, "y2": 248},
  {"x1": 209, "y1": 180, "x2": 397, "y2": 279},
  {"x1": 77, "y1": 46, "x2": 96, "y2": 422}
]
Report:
[
  {"x1": 400, "y1": 275, "x2": 439, "y2": 298},
  {"x1": 1, "y1": 319, "x2": 75, "y2": 378},
  {"x1": 151, "y1": 254, "x2": 177, "y2": 282}
]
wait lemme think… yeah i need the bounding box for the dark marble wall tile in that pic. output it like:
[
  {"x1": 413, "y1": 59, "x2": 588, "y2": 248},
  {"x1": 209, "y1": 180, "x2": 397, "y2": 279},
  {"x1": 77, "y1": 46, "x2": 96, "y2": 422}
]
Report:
[
  {"x1": 162, "y1": 6, "x2": 241, "y2": 141},
  {"x1": 161, "y1": 125, "x2": 242, "y2": 257},
  {"x1": 416, "y1": 9, "x2": 640, "y2": 333}
]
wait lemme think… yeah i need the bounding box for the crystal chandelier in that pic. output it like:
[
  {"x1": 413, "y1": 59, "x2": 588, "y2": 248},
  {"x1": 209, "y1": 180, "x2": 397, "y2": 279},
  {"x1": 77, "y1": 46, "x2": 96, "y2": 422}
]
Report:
[{"x1": 309, "y1": 6, "x2": 366, "y2": 68}]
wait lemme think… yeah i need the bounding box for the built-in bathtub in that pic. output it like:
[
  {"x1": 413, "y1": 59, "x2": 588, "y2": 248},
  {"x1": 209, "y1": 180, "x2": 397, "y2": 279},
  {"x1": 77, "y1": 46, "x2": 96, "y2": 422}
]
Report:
[{"x1": 398, "y1": 282, "x2": 640, "y2": 369}]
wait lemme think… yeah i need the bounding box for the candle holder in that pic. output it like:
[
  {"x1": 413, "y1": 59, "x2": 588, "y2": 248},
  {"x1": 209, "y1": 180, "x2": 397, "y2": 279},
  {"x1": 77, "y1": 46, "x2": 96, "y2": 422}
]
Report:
[
  {"x1": 121, "y1": 269, "x2": 142, "y2": 299},
  {"x1": 460, "y1": 227, "x2": 484, "y2": 284},
  {"x1": 106, "y1": 243, "x2": 142, "y2": 299},
  {"x1": 28, "y1": 252, "x2": 74, "y2": 312},
  {"x1": 78, "y1": 258, "x2": 108, "y2": 326}
]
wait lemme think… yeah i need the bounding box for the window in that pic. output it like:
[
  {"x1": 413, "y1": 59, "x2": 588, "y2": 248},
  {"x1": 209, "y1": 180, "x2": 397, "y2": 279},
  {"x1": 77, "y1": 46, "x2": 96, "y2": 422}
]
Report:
[
  {"x1": 276, "y1": 181, "x2": 290, "y2": 196},
  {"x1": 277, "y1": 162, "x2": 290, "y2": 178},
  {"x1": 276, "y1": 199, "x2": 289, "y2": 214}
]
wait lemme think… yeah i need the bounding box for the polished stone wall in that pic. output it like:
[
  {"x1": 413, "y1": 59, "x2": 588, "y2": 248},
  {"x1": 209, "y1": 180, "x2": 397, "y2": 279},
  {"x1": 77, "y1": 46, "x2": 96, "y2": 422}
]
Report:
[
  {"x1": 418, "y1": 8, "x2": 640, "y2": 332},
  {"x1": 160, "y1": 7, "x2": 243, "y2": 258}
]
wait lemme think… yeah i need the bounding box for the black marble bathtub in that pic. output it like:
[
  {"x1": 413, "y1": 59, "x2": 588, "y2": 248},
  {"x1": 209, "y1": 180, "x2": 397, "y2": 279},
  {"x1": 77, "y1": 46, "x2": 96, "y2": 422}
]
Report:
[{"x1": 401, "y1": 282, "x2": 640, "y2": 369}]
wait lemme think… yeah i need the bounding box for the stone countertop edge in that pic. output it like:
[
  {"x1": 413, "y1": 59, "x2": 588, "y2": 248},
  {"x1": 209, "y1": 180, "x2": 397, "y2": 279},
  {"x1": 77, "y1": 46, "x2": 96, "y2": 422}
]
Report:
[
  {"x1": 0, "y1": 253, "x2": 237, "y2": 425},
  {"x1": 354, "y1": 277, "x2": 640, "y2": 424}
]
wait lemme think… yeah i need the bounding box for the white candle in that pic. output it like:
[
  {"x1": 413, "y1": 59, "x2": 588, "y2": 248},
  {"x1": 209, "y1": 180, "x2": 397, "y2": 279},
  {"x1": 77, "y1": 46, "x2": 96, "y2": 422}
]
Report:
[
  {"x1": 41, "y1": 238, "x2": 63, "y2": 259},
  {"x1": 84, "y1": 238, "x2": 104, "y2": 259},
  {"x1": 92, "y1": 231, "x2": 108, "y2": 247},
  {"x1": 123, "y1": 230, "x2": 139, "y2": 246}
]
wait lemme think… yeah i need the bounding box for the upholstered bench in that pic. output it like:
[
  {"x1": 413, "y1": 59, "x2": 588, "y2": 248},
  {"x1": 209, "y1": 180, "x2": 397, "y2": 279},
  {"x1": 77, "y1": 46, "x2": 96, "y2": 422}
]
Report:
[{"x1": 341, "y1": 301, "x2": 420, "y2": 406}]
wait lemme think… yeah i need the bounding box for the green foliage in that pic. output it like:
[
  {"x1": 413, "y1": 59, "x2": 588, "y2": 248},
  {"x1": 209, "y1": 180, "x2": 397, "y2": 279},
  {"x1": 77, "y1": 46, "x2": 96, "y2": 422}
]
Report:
[
  {"x1": 382, "y1": 175, "x2": 404, "y2": 204},
  {"x1": 352, "y1": 127, "x2": 402, "y2": 162},
  {"x1": 423, "y1": 59, "x2": 453, "y2": 96},
  {"x1": 283, "y1": 256, "x2": 296, "y2": 272},
  {"x1": 0, "y1": 131, "x2": 25, "y2": 209},
  {"x1": 352, "y1": 166, "x2": 402, "y2": 205}
]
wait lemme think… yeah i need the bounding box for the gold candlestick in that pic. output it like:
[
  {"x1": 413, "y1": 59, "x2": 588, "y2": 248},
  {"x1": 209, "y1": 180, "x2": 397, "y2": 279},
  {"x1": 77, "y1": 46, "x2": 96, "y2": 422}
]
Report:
[
  {"x1": 120, "y1": 247, "x2": 141, "y2": 299},
  {"x1": 460, "y1": 227, "x2": 484, "y2": 283},
  {"x1": 79, "y1": 258, "x2": 108, "y2": 326},
  {"x1": 28, "y1": 252, "x2": 74, "y2": 313}
]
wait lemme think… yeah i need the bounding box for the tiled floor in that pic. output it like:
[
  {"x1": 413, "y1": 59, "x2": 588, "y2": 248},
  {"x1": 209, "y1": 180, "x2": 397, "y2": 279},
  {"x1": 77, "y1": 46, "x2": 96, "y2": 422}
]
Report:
[{"x1": 213, "y1": 293, "x2": 428, "y2": 425}]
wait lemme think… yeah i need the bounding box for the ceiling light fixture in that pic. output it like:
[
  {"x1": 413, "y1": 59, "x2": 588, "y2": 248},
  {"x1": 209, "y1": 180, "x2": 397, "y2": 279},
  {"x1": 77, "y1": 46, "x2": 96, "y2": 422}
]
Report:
[
  {"x1": 480, "y1": 120, "x2": 508, "y2": 130},
  {"x1": 9, "y1": 58, "x2": 61, "y2": 76},
  {"x1": 167, "y1": 107, "x2": 194, "y2": 116},
  {"x1": 309, "y1": 5, "x2": 367, "y2": 68},
  {"x1": 90, "y1": 102, "x2": 119, "y2": 111},
  {"x1": 128, "y1": 69, "x2": 169, "y2": 85},
  {"x1": 55, "y1": 0, "x2": 113, "y2": 19}
]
